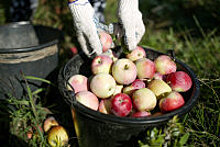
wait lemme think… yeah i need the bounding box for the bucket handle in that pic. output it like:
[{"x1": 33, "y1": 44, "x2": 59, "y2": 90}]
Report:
[
  {"x1": 63, "y1": 72, "x2": 78, "y2": 108},
  {"x1": 167, "y1": 49, "x2": 176, "y2": 61}
]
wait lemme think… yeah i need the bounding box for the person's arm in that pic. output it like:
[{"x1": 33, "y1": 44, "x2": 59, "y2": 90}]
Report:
[
  {"x1": 68, "y1": 0, "x2": 102, "y2": 58},
  {"x1": 117, "y1": 0, "x2": 145, "y2": 51}
]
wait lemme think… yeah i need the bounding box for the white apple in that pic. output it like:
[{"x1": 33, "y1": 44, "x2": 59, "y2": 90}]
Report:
[
  {"x1": 67, "y1": 74, "x2": 88, "y2": 93},
  {"x1": 90, "y1": 73, "x2": 116, "y2": 98},
  {"x1": 75, "y1": 91, "x2": 99, "y2": 111},
  {"x1": 91, "y1": 55, "x2": 113, "y2": 75},
  {"x1": 126, "y1": 46, "x2": 146, "y2": 61},
  {"x1": 132, "y1": 88, "x2": 157, "y2": 111},
  {"x1": 112, "y1": 58, "x2": 137, "y2": 85}
]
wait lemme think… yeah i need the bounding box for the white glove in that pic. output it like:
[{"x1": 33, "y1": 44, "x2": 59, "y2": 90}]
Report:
[
  {"x1": 68, "y1": 0, "x2": 102, "y2": 58},
  {"x1": 118, "y1": 0, "x2": 145, "y2": 51}
]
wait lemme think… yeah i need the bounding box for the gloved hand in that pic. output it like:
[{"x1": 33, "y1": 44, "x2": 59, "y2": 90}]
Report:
[
  {"x1": 68, "y1": 0, "x2": 102, "y2": 58},
  {"x1": 117, "y1": 0, "x2": 145, "y2": 51}
]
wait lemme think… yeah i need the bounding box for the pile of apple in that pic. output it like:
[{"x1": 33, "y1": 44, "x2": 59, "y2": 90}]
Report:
[{"x1": 66, "y1": 32, "x2": 192, "y2": 118}]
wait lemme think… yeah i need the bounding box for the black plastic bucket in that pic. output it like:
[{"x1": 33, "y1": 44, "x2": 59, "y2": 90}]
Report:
[
  {"x1": 58, "y1": 47, "x2": 200, "y2": 147},
  {"x1": 0, "y1": 21, "x2": 60, "y2": 99}
]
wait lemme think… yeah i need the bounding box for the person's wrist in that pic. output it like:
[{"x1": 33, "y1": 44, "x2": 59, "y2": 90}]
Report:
[{"x1": 68, "y1": 0, "x2": 89, "y2": 5}]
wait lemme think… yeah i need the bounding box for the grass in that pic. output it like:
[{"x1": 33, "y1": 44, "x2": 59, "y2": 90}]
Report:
[{"x1": 1, "y1": 0, "x2": 220, "y2": 146}]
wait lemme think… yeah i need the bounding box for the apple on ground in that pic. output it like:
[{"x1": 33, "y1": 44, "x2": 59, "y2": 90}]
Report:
[
  {"x1": 99, "y1": 31, "x2": 113, "y2": 52},
  {"x1": 27, "y1": 127, "x2": 33, "y2": 139},
  {"x1": 148, "y1": 79, "x2": 172, "y2": 98},
  {"x1": 112, "y1": 58, "x2": 137, "y2": 85},
  {"x1": 166, "y1": 71, "x2": 192, "y2": 92},
  {"x1": 132, "y1": 88, "x2": 157, "y2": 112},
  {"x1": 27, "y1": 125, "x2": 43, "y2": 139},
  {"x1": 91, "y1": 55, "x2": 113, "y2": 75},
  {"x1": 75, "y1": 91, "x2": 99, "y2": 111},
  {"x1": 47, "y1": 126, "x2": 69, "y2": 147},
  {"x1": 135, "y1": 58, "x2": 156, "y2": 79},
  {"x1": 98, "y1": 98, "x2": 112, "y2": 114},
  {"x1": 159, "y1": 91, "x2": 185, "y2": 112},
  {"x1": 43, "y1": 116, "x2": 59, "y2": 133},
  {"x1": 154, "y1": 55, "x2": 177, "y2": 75},
  {"x1": 123, "y1": 79, "x2": 145, "y2": 96},
  {"x1": 111, "y1": 93, "x2": 133, "y2": 117},
  {"x1": 90, "y1": 73, "x2": 116, "y2": 98},
  {"x1": 131, "y1": 111, "x2": 151, "y2": 118},
  {"x1": 126, "y1": 46, "x2": 146, "y2": 61},
  {"x1": 67, "y1": 74, "x2": 88, "y2": 93}
]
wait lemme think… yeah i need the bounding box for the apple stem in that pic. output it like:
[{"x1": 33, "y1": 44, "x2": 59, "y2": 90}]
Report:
[
  {"x1": 124, "y1": 64, "x2": 129, "y2": 70},
  {"x1": 98, "y1": 59, "x2": 102, "y2": 64}
]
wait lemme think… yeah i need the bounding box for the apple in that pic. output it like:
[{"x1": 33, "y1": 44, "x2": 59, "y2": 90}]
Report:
[
  {"x1": 67, "y1": 74, "x2": 88, "y2": 93},
  {"x1": 112, "y1": 58, "x2": 137, "y2": 85},
  {"x1": 132, "y1": 88, "x2": 157, "y2": 111},
  {"x1": 43, "y1": 116, "x2": 59, "y2": 133},
  {"x1": 154, "y1": 55, "x2": 177, "y2": 75},
  {"x1": 99, "y1": 31, "x2": 113, "y2": 52},
  {"x1": 166, "y1": 71, "x2": 192, "y2": 92},
  {"x1": 27, "y1": 127, "x2": 33, "y2": 139},
  {"x1": 123, "y1": 79, "x2": 145, "y2": 95},
  {"x1": 91, "y1": 55, "x2": 113, "y2": 75},
  {"x1": 135, "y1": 58, "x2": 156, "y2": 79},
  {"x1": 113, "y1": 84, "x2": 124, "y2": 96},
  {"x1": 159, "y1": 91, "x2": 185, "y2": 112},
  {"x1": 27, "y1": 125, "x2": 43, "y2": 139},
  {"x1": 47, "y1": 126, "x2": 69, "y2": 147},
  {"x1": 126, "y1": 46, "x2": 146, "y2": 61},
  {"x1": 75, "y1": 91, "x2": 99, "y2": 111},
  {"x1": 98, "y1": 98, "x2": 112, "y2": 114},
  {"x1": 153, "y1": 72, "x2": 164, "y2": 80},
  {"x1": 101, "y1": 49, "x2": 118, "y2": 62},
  {"x1": 90, "y1": 73, "x2": 116, "y2": 98},
  {"x1": 131, "y1": 111, "x2": 151, "y2": 118},
  {"x1": 148, "y1": 79, "x2": 172, "y2": 98},
  {"x1": 111, "y1": 93, "x2": 132, "y2": 117}
]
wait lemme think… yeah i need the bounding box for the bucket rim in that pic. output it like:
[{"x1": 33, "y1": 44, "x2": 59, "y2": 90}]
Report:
[
  {"x1": 61, "y1": 47, "x2": 200, "y2": 125},
  {"x1": 0, "y1": 21, "x2": 60, "y2": 53}
]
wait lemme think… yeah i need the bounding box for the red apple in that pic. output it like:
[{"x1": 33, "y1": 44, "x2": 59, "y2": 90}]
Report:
[
  {"x1": 154, "y1": 55, "x2": 177, "y2": 75},
  {"x1": 75, "y1": 91, "x2": 99, "y2": 111},
  {"x1": 135, "y1": 58, "x2": 156, "y2": 79},
  {"x1": 123, "y1": 79, "x2": 146, "y2": 95},
  {"x1": 67, "y1": 74, "x2": 88, "y2": 93},
  {"x1": 132, "y1": 88, "x2": 157, "y2": 111},
  {"x1": 131, "y1": 111, "x2": 151, "y2": 118},
  {"x1": 47, "y1": 126, "x2": 69, "y2": 147},
  {"x1": 112, "y1": 58, "x2": 137, "y2": 85},
  {"x1": 166, "y1": 71, "x2": 192, "y2": 92},
  {"x1": 111, "y1": 93, "x2": 132, "y2": 117},
  {"x1": 91, "y1": 55, "x2": 113, "y2": 75},
  {"x1": 148, "y1": 79, "x2": 172, "y2": 98},
  {"x1": 98, "y1": 98, "x2": 112, "y2": 114},
  {"x1": 99, "y1": 31, "x2": 113, "y2": 52},
  {"x1": 126, "y1": 46, "x2": 146, "y2": 61},
  {"x1": 90, "y1": 73, "x2": 116, "y2": 98},
  {"x1": 159, "y1": 91, "x2": 185, "y2": 112},
  {"x1": 43, "y1": 116, "x2": 59, "y2": 133}
]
